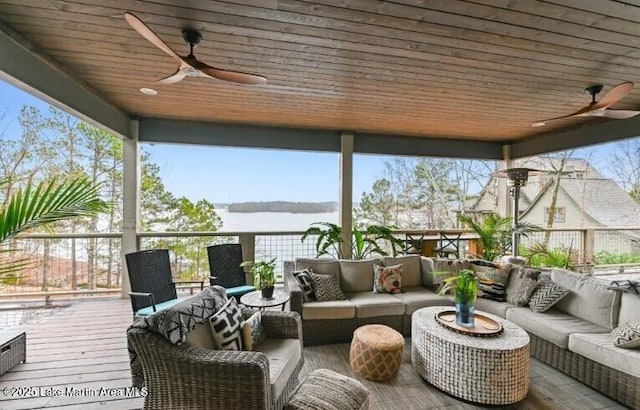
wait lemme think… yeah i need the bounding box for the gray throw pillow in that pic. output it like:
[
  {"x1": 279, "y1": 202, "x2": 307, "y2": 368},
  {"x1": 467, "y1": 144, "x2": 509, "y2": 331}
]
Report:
[
  {"x1": 310, "y1": 272, "x2": 346, "y2": 302},
  {"x1": 506, "y1": 268, "x2": 541, "y2": 306},
  {"x1": 529, "y1": 278, "x2": 569, "y2": 313},
  {"x1": 293, "y1": 268, "x2": 315, "y2": 302},
  {"x1": 611, "y1": 320, "x2": 640, "y2": 349}
]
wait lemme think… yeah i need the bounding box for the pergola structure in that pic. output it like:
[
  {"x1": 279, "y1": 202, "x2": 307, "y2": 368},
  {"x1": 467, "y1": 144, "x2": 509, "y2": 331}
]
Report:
[{"x1": 2, "y1": 1, "x2": 640, "y2": 296}]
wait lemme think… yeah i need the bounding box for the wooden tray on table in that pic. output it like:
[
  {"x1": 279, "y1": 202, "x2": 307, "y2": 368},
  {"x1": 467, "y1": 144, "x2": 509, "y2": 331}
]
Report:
[{"x1": 435, "y1": 309, "x2": 503, "y2": 337}]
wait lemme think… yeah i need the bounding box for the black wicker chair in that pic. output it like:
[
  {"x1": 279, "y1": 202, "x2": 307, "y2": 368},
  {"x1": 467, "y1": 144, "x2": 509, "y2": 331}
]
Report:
[
  {"x1": 434, "y1": 232, "x2": 462, "y2": 259},
  {"x1": 126, "y1": 249, "x2": 204, "y2": 316},
  {"x1": 207, "y1": 244, "x2": 256, "y2": 298}
]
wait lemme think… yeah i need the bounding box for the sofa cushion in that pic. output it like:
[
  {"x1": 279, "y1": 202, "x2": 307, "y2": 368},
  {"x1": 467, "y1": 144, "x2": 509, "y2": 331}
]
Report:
[
  {"x1": 392, "y1": 286, "x2": 452, "y2": 315},
  {"x1": 611, "y1": 320, "x2": 640, "y2": 349},
  {"x1": 296, "y1": 258, "x2": 341, "y2": 284},
  {"x1": 373, "y1": 264, "x2": 402, "y2": 294},
  {"x1": 569, "y1": 332, "x2": 640, "y2": 378},
  {"x1": 257, "y1": 338, "x2": 302, "y2": 403},
  {"x1": 339, "y1": 258, "x2": 381, "y2": 292},
  {"x1": 384, "y1": 255, "x2": 421, "y2": 287},
  {"x1": 506, "y1": 307, "x2": 609, "y2": 349},
  {"x1": 618, "y1": 292, "x2": 640, "y2": 326},
  {"x1": 346, "y1": 292, "x2": 405, "y2": 318},
  {"x1": 310, "y1": 273, "x2": 346, "y2": 302},
  {"x1": 302, "y1": 300, "x2": 356, "y2": 320},
  {"x1": 551, "y1": 269, "x2": 620, "y2": 329},
  {"x1": 506, "y1": 267, "x2": 541, "y2": 306},
  {"x1": 528, "y1": 278, "x2": 569, "y2": 313},
  {"x1": 474, "y1": 298, "x2": 511, "y2": 318}
]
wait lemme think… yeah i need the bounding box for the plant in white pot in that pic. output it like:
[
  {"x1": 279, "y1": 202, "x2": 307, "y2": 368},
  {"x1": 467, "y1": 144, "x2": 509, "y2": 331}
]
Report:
[{"x1": 241, "y1": 258, "x2": 276, "y2": 299}]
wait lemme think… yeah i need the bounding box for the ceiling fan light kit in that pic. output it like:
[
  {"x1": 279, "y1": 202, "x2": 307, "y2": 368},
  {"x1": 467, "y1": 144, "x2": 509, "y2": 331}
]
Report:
[
  {"x1": 532, "y1": 81, "x2": 640, "y2": 127},
  {"x1": 124, "y1": 12, "x2": 267, "y2": 85}
]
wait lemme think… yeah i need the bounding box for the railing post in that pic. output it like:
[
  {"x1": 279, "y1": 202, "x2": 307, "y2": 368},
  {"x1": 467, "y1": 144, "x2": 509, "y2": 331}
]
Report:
[
  {"x1": 583, "y1": 229, "x2": 595, "y2": 263},
  {"x1": 240, "y1": 233, "x2": 256, "y2": 285}
]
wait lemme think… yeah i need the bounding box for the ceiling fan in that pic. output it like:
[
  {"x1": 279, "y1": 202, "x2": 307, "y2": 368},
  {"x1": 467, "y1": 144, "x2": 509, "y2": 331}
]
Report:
[
  {"x1": 124, "y1": 12, "x2": 267, "y2": 85},
  {"x1": 531, "y1": 82, "x2": 640, "y2": 127}
]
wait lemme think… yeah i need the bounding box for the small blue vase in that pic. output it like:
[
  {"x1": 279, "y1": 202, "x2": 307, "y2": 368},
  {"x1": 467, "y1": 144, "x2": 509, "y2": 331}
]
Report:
[{"x1": 455, "y1": 302, "x2": 475, "y2": 328}]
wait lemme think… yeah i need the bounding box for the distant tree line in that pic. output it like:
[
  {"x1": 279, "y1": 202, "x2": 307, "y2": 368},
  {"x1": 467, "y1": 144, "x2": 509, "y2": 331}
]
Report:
[{"x1": 228, "y1": 201, "x2": 337, "y2": 213}]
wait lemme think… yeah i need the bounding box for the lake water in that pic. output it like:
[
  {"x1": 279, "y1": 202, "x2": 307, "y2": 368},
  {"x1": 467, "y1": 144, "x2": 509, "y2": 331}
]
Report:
[{"x1": 216, "y1": 209, "x2": 339, "y2": 232}]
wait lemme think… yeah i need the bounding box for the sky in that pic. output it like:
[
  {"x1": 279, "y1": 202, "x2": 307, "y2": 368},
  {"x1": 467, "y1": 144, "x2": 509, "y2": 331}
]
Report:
[{"x1": 0, "y1": 79, "x2": 623, "y2": 204}]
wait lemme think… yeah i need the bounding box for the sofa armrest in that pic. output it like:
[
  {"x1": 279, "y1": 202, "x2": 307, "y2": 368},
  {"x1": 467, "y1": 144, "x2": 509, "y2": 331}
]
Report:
[{"x1": 284, "y1": 270, "x2": 304, "y2": 315}]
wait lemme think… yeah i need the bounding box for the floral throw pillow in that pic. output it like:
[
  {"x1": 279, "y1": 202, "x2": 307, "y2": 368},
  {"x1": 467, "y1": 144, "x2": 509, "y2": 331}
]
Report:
[
  {"x1": 293, "y1": 268, "x2": 316, "y2": 302},
  {"x1": 611, "y1": 320, "x2": 640, "y2": 349},
  {"x1": 529, "y1": 278, "x2": 569, "y2": 313},
  {"x1": 242, "y1": 311, "x2": 265, "y2": 351},
  {"x1": 310, "y1": 272, "x2": 346, "y2": 302},
  {"x1": 373, "y1": 264, "x2": 402, "y2": 294}
]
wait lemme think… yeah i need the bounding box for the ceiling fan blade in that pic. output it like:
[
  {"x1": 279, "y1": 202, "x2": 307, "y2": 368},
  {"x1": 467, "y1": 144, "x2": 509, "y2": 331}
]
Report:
[
  {"x1": 124, "y1": 12, "x2": 182, "y2": 63},
  {"x1": 594, "y1": 81, "x2": 634, "y2": 109},
  {"x1": 158, "y1": 69, "x2": 187, "y2": 84},
  {"x1": 531, "y1": 105, "x2": 596, "y2": 126},
  {"x1": 194, "y1": 61, "x2": 267, "y2": 84},
  {"x1": 601, "y1": 109, "x2": 640, "y2": 119}
]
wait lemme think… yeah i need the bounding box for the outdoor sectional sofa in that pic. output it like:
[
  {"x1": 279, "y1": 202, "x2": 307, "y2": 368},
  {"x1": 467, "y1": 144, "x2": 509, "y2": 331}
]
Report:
[{"x1": 283, "y1": 255, "x2": 640, "y2": 408}]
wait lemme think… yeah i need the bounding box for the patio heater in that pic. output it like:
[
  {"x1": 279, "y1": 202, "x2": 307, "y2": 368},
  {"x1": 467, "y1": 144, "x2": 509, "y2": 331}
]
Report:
[{"x1": 492, "y1": 168, "x2": 547, "y2": 257}]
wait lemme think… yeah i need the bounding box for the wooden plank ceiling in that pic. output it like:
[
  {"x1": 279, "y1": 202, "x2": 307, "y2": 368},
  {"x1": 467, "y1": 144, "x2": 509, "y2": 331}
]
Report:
[{"x1": 1, "y1": 0, "x2": 640, "y2": 142}]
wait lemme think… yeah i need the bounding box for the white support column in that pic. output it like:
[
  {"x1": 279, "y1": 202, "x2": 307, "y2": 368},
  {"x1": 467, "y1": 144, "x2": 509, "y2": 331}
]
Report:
[
  {"x1": 121, "y1": 120, "x2": 141, "y2": 298},
  {"x1": 339, "y1": 133, "x2": 354, "y2": 259},
  {"x1": 497, "y1": 144, "x2": 513, "y2": 218}
]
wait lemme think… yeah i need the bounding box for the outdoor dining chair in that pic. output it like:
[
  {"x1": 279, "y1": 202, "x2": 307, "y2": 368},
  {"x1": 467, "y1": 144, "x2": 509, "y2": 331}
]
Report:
[
  {"x1": 207, "y1": 243, "x2": 256, "y2": 298},
  {"x1": 126, "y1": 249, "x2": 204, "y2": 317},
  {"x1": 434, "y1": 232, "x2": 462, "y2": 259}
]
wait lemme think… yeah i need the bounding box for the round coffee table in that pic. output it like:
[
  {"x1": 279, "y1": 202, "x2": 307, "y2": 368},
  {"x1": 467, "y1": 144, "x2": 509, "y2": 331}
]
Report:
[
  {"x1": 240, "y1": 289, "x2": 289, "y2": 311},
  {"x1": 411, "y1": 306, "x2": 530, "y2": 405}
]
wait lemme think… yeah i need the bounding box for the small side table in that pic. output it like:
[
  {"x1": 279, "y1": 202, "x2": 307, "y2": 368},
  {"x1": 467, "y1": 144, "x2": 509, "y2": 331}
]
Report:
[
  {"x1": 0, "y1": 331, "x2": 26, "y2": 376},
  {"x1": 240, "y1": 289, "x2": 290, "y2": 311}
]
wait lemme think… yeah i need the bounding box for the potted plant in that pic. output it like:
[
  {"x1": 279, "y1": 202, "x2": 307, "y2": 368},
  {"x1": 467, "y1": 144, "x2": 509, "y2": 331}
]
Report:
[
  {"x1": 301, "y1": 222, "x2": 403, "y2": 259},
  {"x1": 438, "y1": 269, "x2": 479, "y2": 328},
  {"x1": 241, "y1": 258, "x2": 276, "y2": 299}
]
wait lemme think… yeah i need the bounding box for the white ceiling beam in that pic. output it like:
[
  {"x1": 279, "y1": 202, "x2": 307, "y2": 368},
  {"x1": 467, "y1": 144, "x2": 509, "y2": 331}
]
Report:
[{"x1": 0, "y1": 22, "x2": 130, "y2": 139}]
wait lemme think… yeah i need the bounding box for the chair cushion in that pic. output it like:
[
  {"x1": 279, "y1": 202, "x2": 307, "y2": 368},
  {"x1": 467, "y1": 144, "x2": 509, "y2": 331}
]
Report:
[
  {"x1": 242, "y1": 311, "x2": 265, "y2": 351},
  {"x1": 529, "y1": 278, "x2": 569, "y2": 313},
  {"x1": 551, "y1": 269, "x2": 620, "y2": 329},
  {"x1": 226, "y1": 285, "x2": 256, "y2": 299},
  {"x1": 184, "y1": 322, "x2": 216, "y2": 350},
  {"x1": 346, "y1": 292, "x2": 405, "y2": 318},
  {"x1": 302, "y1": 300, "x2": 356, "y2": 320},
  {"x1": 384, "y1": 255, "x2": 421, "y2": 287},
  {"x1": 339, "y1": 259, "x2": 381, "y2": 292},
  {"x1": 311, "y1": 273, "x2": 346, "y2": 302},
  {"x1": 209, "y1": 297, "x2": 243, "y2": 350},
  {"x1": 257, "y1": 338, "x2": 302, "y2": 403},
  {"x1": 569, "y1": 332, "x2": 640, "y2": 378},
  {"x1": 373, "y1": 264, "x2": 402, "y2": 294},
  {"x1": 474, "y1": 298, "x2": 511, "y2": 318},
  {"x1": 390, "y1": 286, "x2": 452, "y2": 315},
  {"x1": 136, "y1": 298, "x2": 182, "y2": 317},
  {"x1": 507, "y1": 307, "x2": 609, "y2": 349}
]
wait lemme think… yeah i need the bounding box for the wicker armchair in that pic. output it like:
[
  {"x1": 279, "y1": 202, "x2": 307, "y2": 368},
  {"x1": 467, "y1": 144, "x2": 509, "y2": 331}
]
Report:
[
  {"x1": 126, "y1": 249, "x2": 204, "y2": 316},
  {"x1": 127, "y1": 309, "x2": 304, "y2": 410},
  {"x1": 207, "y1": 244, "x2": 256, "y2": 298}
]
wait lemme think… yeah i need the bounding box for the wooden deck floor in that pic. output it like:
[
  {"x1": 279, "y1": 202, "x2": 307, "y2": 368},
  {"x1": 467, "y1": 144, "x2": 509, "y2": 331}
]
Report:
[{"x1": 0, "y1": 298, "x2": 628, "y2": 409}]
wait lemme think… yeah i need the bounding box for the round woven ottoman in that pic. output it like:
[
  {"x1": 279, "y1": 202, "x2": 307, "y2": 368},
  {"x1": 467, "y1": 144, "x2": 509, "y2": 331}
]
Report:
[{"x1": 349, "y1": 324, "x2": 404, "y2": 381}]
